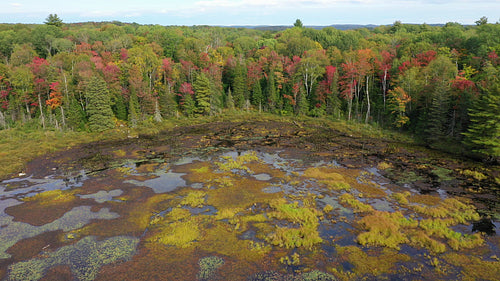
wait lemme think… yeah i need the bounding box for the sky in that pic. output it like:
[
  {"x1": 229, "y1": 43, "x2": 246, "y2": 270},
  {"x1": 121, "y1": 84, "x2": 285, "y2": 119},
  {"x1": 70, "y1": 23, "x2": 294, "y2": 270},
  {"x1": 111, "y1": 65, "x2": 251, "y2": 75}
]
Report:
[{"x1": 1, "y1": 0, "x2": 498, "y2": 26}]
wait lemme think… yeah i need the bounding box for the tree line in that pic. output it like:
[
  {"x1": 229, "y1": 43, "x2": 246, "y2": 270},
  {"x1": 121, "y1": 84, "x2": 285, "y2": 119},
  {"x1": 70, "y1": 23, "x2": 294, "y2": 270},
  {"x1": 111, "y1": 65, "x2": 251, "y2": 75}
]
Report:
[{"x1": 0, "y1": 16, "x2": 498, "y2": 160}]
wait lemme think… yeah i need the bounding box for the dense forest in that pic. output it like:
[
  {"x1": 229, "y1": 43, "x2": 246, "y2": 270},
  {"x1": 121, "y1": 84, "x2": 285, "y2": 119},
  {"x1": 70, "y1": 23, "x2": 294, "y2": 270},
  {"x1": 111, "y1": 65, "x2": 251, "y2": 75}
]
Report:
[{"x1": 0, "y1": 16, "x2": 498, "y2": 160}]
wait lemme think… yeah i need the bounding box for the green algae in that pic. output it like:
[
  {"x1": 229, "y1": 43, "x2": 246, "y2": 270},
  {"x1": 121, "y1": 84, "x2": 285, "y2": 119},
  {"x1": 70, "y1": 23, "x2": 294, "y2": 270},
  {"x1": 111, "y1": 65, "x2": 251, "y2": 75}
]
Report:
[
  {"x1": 8, "y1": 235, "x2": 139, "y2": 281},
  {"x1": 0, "y1": 206, "x2": 119, "y2": 259},
  {"x1": 198, "y1": 256, "x2": 224, "y2": 281}
]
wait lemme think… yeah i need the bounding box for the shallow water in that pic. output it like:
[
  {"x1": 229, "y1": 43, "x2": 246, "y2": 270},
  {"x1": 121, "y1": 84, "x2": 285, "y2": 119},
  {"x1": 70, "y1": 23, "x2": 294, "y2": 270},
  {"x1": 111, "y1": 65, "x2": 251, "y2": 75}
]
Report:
[{"x1": 0, "y1": 149, "x2": 498, "y2": 280}]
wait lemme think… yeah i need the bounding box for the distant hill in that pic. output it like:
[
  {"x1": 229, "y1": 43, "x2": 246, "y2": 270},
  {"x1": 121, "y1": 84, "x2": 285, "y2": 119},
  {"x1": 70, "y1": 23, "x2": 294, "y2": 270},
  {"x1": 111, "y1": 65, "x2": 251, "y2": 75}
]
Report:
[{"x1": 228, "y1": 23, "x2": 449, "y2": 31}]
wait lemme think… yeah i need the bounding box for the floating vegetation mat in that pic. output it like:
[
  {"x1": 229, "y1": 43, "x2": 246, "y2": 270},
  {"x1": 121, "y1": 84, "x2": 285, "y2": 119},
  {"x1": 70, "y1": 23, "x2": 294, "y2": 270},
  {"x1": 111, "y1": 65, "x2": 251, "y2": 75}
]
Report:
[{"x1": 0, "y1": 148, "x2": 498, "y2": 281}]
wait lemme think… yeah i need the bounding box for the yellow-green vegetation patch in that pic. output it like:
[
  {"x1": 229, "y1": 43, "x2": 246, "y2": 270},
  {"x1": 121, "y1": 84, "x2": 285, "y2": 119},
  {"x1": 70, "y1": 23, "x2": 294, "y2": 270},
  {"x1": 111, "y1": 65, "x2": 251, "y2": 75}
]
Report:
[
  {"x1": 335, "y1": 246, "x2": 411, "y2": 277},
  {"x1": 431, "y1": 166, "x2": 454, "y2": 182},
  {"x1": 412, "y1": 197, "x2": 480, "y2": 224},
  {"x1": 206, "y1": 177, "x2": 280, "y2": 209},
  {"x1": 357, "y1": 211, "x2": 417, "y2": 250},
  {"x1": 23, "y1": 189, "x2": 77, "y2": 205},
  {"x1": 460, "y1": 169, "x2": 487, "y2": 181},
  {"x1": 152, "y1": 217, "x2": 201, "y2": 248},
  {"x1": 408, "y1": 231, "x2": 447, "y2": 254},
  {"x1": 215, "y1": 151, "x2": 260, "y2": 173},
  {"x1": 377, "y1": 161, "x2": 393, "y2": 170},
  {"x1": 202, "y1": 221, "x2": 271, "y2": 261},
  {"x1": 166, "y1": 207, "x2": 192, "y2": 221},
  {"x1": 338, "y1": 193, "x2": 374, "y2": 213},
  {"x1": 443, "y1": 253, "x2": 500, "y2": 280},
  {"x1": 419, "y1": 219, "x2": 484, "y2": 250},
  {"x1": 303, "y1": 167, "x2": 352, "y2": 192},
  {"x1": 265, "y1": 198, "x2": 323, "y2": 249},
  {"x1": 180, "y1": 191, "x2": 206, "y2": 208}
]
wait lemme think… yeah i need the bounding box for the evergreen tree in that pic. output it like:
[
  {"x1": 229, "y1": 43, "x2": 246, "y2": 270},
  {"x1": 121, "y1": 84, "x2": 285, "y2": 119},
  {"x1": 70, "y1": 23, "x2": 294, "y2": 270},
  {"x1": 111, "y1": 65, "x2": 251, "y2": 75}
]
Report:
[
  {"x1": 44, "y1": 14, "x2": 63, "y2": 27},
  {"x1": 183, "y1": 93, "x2": 196, "y2": 117},
  {"x1": 232, "y1": 64, "x2": 247, "y2": 108},
  {"x1": 226, "y1": 87, "x2": 235, "y2": 110},
  {"x1": 424, "y1": 84, "x2": 449, "y2": 145},
  {"x1": 128, "y1": 92, "x2": 140, "y2": 128},
  {"x1": 266, "y1": 72, "x2": 278, "y2": 111},
  {"x1": 193, "y1": 73, "x2": 211, "y2": 115},
  {"x1": 463, "y1": 83, "x2": 500, "y2": 159},
  {"x1": 86, "y1": 76, "x2": 115, "y2": 132},
  {"x1": 251, "y1": 79, "x2": 264, "y2": 108}
]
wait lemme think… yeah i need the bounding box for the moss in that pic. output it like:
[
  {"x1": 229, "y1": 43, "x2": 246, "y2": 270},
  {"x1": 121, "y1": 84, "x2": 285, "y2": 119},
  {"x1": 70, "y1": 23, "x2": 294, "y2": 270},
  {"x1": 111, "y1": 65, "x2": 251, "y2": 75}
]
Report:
[
  {"x1": 180, "y1": 191, "x2": 207, "y2": 208},
  {"x1": 215, "y1": 207, "x2": 244, "y2": 220},
  {"x1": 153, "y1": 218, "x2": 201, "y2": 248},
  {"x1": 304, "y1": 167, "x2": 352, "y2": 192},
  {"x1": 202, "y1": 221, "x2": 270, "y2": 261},
  {"x1": 419, "y1": 219, "x2": 484, "y2": 250},
  {"x1": 8, "y1": 236, "x2": 139, "y2": 281},
  {"x1": 215, "y1": 151, "x2": 260, "y2": 173},
  {"x1": 198, "y1": 256, "x2": 224, "y2": 281},
  {"x1": 23, "y1": 189, "x2": 76, "y2": 205},
  {"x1": 412, "y1": 198, "x2": 480, "y2": 224},
  {"x1": 443, "y1": 253, "x2": 500, "y2": 281},
  {"x1": 167, "y1": 207, "x2": 192, "y2": 221},
  {"x1": 431, "y1": 166, "x2": 454, "y2": 182},
  {"x1": 323, "y1": 204, "x2": 334, "y2": 214},
  {"x1": 280, "y1": 252, "x2": 300, "y2": 266},
  {"x1": 377, "y1": 162, "x2": 393, "y2": 170},
  {"x1": 408, "y1": 231, "x2": 447, "y2": 254},
  {"x1": 461, "y1": 169, "x2": 488, "y2": 181},
  {"x1": 338, "y1": 193, "x2": 374, "y2": 213},
  {"x1": 357, "y1": 211, "x2": 417, "y2": 250},
  {"x1": 391, "y1": 192, "x2": 410, "y2": 205},
  {"x1": 336, "y1": 246, "x2": 411, "y2": 276},
  {"x1": 265, "y1": 199, "x2": 323, "y2": 250}
]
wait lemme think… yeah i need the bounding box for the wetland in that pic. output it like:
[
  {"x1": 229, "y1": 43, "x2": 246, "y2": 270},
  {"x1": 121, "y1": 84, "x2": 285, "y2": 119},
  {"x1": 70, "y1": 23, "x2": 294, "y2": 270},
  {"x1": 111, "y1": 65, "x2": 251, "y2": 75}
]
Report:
[{"x1": 0, "y1": 117, "x2": 499, "y2": 280}]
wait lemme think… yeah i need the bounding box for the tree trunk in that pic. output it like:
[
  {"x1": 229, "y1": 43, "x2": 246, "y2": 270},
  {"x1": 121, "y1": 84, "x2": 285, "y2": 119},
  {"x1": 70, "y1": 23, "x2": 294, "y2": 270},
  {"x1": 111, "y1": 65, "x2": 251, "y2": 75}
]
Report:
[
  {"x1": 365, "y1": 76, "x2": 371, "y2": 124},
  {"x1": 38, "y1": 94, "x2": 45, "y2": 129}
]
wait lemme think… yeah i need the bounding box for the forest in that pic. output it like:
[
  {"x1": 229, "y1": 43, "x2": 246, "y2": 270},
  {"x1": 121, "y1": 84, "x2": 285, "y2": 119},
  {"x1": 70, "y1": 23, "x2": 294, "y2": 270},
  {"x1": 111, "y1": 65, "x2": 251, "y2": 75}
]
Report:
[{"x1": 0, "y1": 15, "x2": 499, "y2": 160}]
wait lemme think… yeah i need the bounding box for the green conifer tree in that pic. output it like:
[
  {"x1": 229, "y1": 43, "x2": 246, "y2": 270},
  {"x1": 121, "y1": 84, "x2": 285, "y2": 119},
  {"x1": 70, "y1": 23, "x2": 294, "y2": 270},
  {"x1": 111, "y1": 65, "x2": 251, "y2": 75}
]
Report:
[
  {"x1": 128, "y1": 92, "x2": 140, "y2": 128},
  {"x1": 86, "y1": 76, "x2": 115, "y2": 132},
  {"x1": 463, "y1": 83, "x2": 500, "y2": 159},
  {"x1": 193, "y1": 73, "x2": 211, "y2": 115}
]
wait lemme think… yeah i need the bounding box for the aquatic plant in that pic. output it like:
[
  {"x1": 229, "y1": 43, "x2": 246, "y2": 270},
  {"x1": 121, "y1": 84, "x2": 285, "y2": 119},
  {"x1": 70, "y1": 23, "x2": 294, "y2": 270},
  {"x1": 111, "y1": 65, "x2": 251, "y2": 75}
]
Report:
[
  {"x1": 411, "y1": 197, "x2": 480, "y2": 224},
  {"x1": 338, "y1": 193, "x2": 374, "y2": 213},
  {"x1": 215, "y1": 151, "x2": 260, "y2": 173},
  {"x1": 23, "y1": 189, "x2": 76, "y2": 205},
  {"x1": 419, "y1": 219, "x2": 484, "y2": 250},
  {"x1": 180, "y1": 191, "x2": 207, "y2": 208},
  {"x1": 357, "y1": 211, "x2": 417, "y2": 249},
  {"x1": 336, "y1": 246, "x2": 410, "y2": 277},
  {"x1": 431, "y1": 166, "x2": 454, "y2": 182},
  {"x1": 408, "y1": 231, "x2": 447, "y2": 254},
  {"x1": 280, "y1": 252, "x2": 300, "y2": 266},
  {"x1": 443, "y1": 253, "x2": 500, "y2": 280},
  {"x1": 460, "y1": 169, "x2": 487, "y2": 181},
  {"x1": 198, "y1": 256, "x2": 224, "y2": 281},
  {"x1": 8, "y1": 235, "x2": 139, "y2": 281},
  {"x1": 153, "y1": 218, "x2": 201, "y2": 248},
  {"x1": 303, "y1": 167, "x2": 352, "y2": 191},
  {"x1": 266, "y1": 199, "x2": 323, "y2": 249}
]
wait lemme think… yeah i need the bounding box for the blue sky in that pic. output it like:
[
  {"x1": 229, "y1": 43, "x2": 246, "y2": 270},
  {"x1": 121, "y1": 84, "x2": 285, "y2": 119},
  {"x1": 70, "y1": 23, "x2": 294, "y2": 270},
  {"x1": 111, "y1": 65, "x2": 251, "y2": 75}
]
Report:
[{"x1": 1, "y1": 0, "x2": 498, "y2": 26}]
